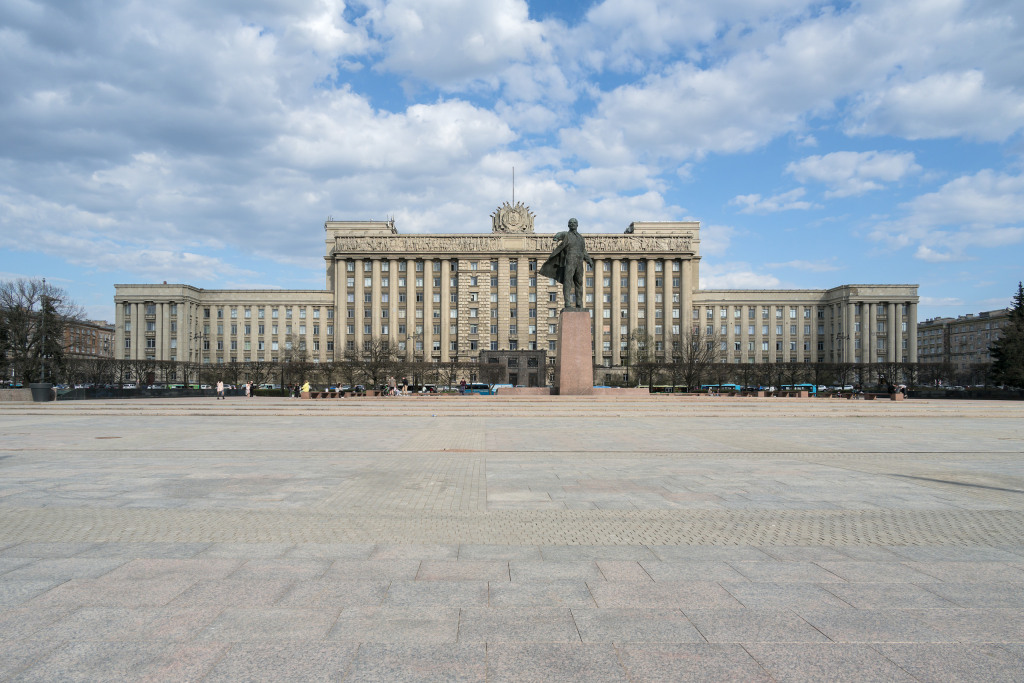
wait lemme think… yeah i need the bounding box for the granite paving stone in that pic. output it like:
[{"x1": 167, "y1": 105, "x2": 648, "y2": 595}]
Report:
[
  {"x1": 415, "y1": 559, "x2": 510, "y2": 581},
  {"x1": 486, "y1": 643, "x2": 628, "y2": 682},
  {"x1": 918, "y1": 581, "x2": 1024, "y2": 608},
  {"x1": 0, "y1": 638, "x2": 66, "y2": 679},
  {"x1": 587, "y1": 581, "x2": 744, "y2": 609},
  {"x1": 457, "y1": 607, "x2": 581, "y2": 643},
  {"x1": 276, "y1": 579, "x2": 389, "y2": 609},
  {"x1": 196, "y1": 607, "x2": 339, "y2": 641},
  {"x1": 685, "y1": 608, "x2": 831, "y2": 643},
  {"x1": 742, "y1": 643, "x2": 917, "y2": 682},
  {"x1": 2, "y1": 397, "x2": 1023, "y2": 680},
  {"x1": 905, "y1": 607, "x2": 1024, "y2": 642},
  {"x1": 382, "y1": 580, "x2": 489, "y2": 608},
  {"x1": 510, "y1": 560, "x2": 603, "y2": 582},
  {"x1": 15, "y1": 641, "x2": 173, "y2": 682},
  {"x1": 202, "y1": 642, "x2": 359, "y2": 682},
  {"x1": 487, "y1": 580, "x2": 596, "y2": 608},
  {"x1": 800, "y1": 608, "x2": 953, "y2": 643},
  {"x1": 0, "y1": 579, "x2": 64, "y2": 608},
  {"x1": 719, "y1": 582, "x2": 854, "y2": 609},
  {"x1": 873, "y1": 643, "x2": 1024, "y2": 682},
  {"x1": 328, "y1": 606, "x2": 461, "y2": 643},
  {"x1": 137, "y1": 642, "x2": 231, "y2": 683},
  {"x1": 821, "y1": 582, "x2": 958, "y2": 609},
  {"x1": 571, "y1": 607, "x2": 705, "y2": 644},
  {"x1": 616, "y1": 643, "x2": 775, "y2": 682},
  {"x1": 170, "y1": 578, "x2": 296, "y2": 608},
  {"x1": 345, "y1": 643, "x2": 486, "y2": 682},
  {"x1": 813, "y1": 561, "x2": 941, "y2": 583}
]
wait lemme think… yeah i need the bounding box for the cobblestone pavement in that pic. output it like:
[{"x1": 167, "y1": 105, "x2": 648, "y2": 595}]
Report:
[{"x1": 1, "y1": 396, "x2": 1023, "y2": 681}]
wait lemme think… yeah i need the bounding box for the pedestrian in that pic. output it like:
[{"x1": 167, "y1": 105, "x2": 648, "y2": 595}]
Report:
[
  {"x1": 248, "y1": 381, "x2": 255, "y2": 398},
  {"x1": 216, "y1": 380, "x2": 224, "y2": 400},
  {"x1": 244, "y1": 382, "x2": 250, "y2": 398}
]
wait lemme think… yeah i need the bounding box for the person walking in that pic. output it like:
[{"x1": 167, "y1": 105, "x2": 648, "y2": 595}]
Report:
[
  {"x1": 216, "y1": 380, "x2": 225, "y2": 400},
  {"x1": 244, "y1": 381, "x2": 250, "y2": 398}
]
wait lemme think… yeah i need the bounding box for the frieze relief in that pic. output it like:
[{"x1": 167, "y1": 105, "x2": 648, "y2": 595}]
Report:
[{"x1": 332, "y1": 234, "x2": 694, "y2": 256}]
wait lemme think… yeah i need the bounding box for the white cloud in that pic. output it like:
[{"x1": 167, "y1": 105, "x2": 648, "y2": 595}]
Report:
[
  {"x1": 919, "y1": 296, "x2": 964, "y2": 307},
  {"x1": 766, "y1": 259, "x2": 841, "y2": 272},
  {"x1": 871, "y1": 169, "x2": 1024, "y2": 261},
  {"x1": 730, "y1": 188, "x2": 817, "y2": 214},
  {"x1": 787, "y1": 151, "x2": 921, "y2": 198},
  {"x1": 699, "y1": 262, "x2": 782, "y2": 290},
  {"x1": 848, "y1": 70, "x2": 1024, "y2": 142},
  {"x1": 364, "y1": 0, "x2": 549, "y2": 87}
]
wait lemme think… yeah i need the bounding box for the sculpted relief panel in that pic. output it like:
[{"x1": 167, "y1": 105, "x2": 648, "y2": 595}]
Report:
[{"x1": 332, "y1": 234, "x2": 694, "y2": 257}]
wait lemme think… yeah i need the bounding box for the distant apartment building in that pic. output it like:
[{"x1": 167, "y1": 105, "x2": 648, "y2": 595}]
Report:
[
  {"x1": 63, "y1": 319, "x2": 115, "y2": 359},
  {"x1": 917, "y1": 308, "x2": 1010, "y2": 371}
]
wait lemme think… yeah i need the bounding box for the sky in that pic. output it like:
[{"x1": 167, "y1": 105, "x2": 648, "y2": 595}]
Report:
[{"x1": 1, "y1": 0, "x2": 1022, "y2": 323}]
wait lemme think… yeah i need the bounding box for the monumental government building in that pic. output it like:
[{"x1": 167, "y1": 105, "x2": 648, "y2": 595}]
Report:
[{"x1": 114, "y1": 203, "x2": 920, "y2": 384}]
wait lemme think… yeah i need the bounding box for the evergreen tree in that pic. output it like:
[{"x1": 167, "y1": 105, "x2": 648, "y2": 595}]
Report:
[{"x1": 990, "y1": 281, "x2": 1024, "y2": 388}]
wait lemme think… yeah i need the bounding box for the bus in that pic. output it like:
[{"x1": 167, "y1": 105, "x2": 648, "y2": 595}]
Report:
[
  {"x1": 781, "y1": 383, "x2": 818, "y2": 395},
  {"x1": 700, "y1": 384, "x2": 742, "y2": 394}
]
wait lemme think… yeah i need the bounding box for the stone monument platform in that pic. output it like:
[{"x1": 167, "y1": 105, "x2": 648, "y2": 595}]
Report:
[{"x1": 553, "y1": 310, "x2": 594, "y2": 395}]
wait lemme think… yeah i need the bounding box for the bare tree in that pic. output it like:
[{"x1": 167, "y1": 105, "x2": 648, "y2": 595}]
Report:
[
  {"x1": 0, "y1": 278, "x2": 86, "y2": 384},
  {"x1": 438, "y1": 357, "x2": 465, "y2": 390},
  {"x1": 668, "y1": 328, "x2": 723, "y2": 391},
  {"x1": 345, "y1": 337, "x2": 402, "y2": 389},
  {"x1": 627, "y1": 329, "x2": 662, "y2": 389},
  {"x1": 244, "y1": 358, "x2": 277, "y2": 389},
  {"x1": 478, "y1": 360, "x2": 504, "y2": 392}
]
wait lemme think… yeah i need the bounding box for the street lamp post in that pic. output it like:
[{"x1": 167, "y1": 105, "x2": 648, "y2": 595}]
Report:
[{"x1": 38, "y1": 278, "x2": 47, "y2": 384}]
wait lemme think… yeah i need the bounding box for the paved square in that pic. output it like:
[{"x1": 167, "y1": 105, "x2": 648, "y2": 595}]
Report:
[{"x1": 1, "y1": 395, "x2": 1023, "y2": 680}]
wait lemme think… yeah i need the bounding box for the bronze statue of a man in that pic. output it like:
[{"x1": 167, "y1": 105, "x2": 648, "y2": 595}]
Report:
[{"x1": 540, "y1": 217, "x2": 594, "y2": 310}]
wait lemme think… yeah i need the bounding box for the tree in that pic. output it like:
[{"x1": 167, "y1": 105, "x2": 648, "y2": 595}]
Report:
[
  {"x1": 990, "y1": 282, "x2": 1024, "y2": 388},
  {"x1": 627, "y1": 329, "x2": 661, "y2": 389},
  {"x1": 668, "y1": 328, "x2": 722, "y2": 391},
  {"x1": 345, "y1": 337, "x2": 402, "y2": 389},
  {"x1": 0, "y1": 278, "x2": 85, "y2": 384},
  {"x1": 244, "y1": 358, "x2": 277, "y2": 389},
  {"x1": 478, "y1": 359, "x2": 504, "y2": 392}
]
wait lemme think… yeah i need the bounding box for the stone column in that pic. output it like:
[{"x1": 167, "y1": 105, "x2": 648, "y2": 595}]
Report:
[
  {"x1": 440, "y1": 260, "x2": 451, "y2": 362},
  {"x1": 496, "y1": 257, "x2": 509, "y2": 351},
  {"x1": 865, "y1": 302, "x2": 876, "y2": 364},
  {"x1": 336, "y1": 261, "x2": 348, "y2": 358},
  {"x1": 371, "y1": 259, "x2": 382, "y2": 342},
  {"x1": 611, "y1": 258, "x2": 622, "y2": 367},
  {"x1": 681, "y1": 258, "x2": 693, "y2": 338},
  {"x1": 423, "y1": 260, "x2": 434, "y2": 359},
  {"x1": 160, "y1": 302, "x2": 170, "y2": 361},
  {"x1": 593, "y1": 258, "x2": 604, "y2": 361},
  {"x1": 132, "y1": 303, "x2": 142, "y2": 361},
  {"x1": 661, "y1": 261, "x2": 672, "y2": 356},
  {"x1": 888, "y1": 302, "x2": 898, "y2": 363},
  {"x1": 643, "y1": 259, "x2": 655, "y2": 350},
  {"x1": 628, "y1": 259, "x2": 639, "y2": 338},
  {"x1": 845, "y1": 302, "x2": 855, "y2": 363},
  {"x1": 353, "y1": 259, "x2": 364, "y2": 354},
  {"x1": 908, "y1": 302, "x2": 918, "y2": 362},
  {"x1": 388, "y1": 259, "x2": 399, "y2": 349},
  {"x1": 115, "y1": 301, "x2": 125, "y2": 360},
  {"x1": 405, "y1": 261, "x2": 417, "y2": 360}
]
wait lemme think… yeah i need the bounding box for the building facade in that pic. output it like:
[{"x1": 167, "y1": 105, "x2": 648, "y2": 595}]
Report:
[
  {"x1": 115, "y1": 204, "x2": 919, "y2": 380},
  {"x1": 917, "y1": 308, "x2": 1010, "y2": 372},
  {"x1": 63, "y1": 319, "x2": 115, "y2": 359}
]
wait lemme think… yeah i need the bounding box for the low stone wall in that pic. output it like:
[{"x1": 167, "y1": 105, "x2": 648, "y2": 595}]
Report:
[
  {"x1": 588, "y1": 387, "x2": 651, "y2": 397},
  {"x1": 496, "y1": 387, "x2": 552, "y2": 396},
  {"x1": 0, "y1": 389, "x2": 32, "y2": 402}
]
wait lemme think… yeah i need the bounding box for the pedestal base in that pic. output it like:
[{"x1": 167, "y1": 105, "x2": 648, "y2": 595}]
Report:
[{"x1": 553, "y1": 310, "x2": 594, "y2": 396}]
